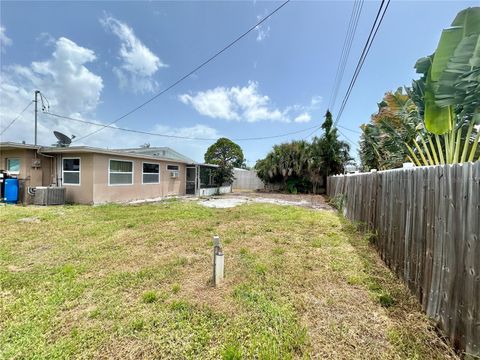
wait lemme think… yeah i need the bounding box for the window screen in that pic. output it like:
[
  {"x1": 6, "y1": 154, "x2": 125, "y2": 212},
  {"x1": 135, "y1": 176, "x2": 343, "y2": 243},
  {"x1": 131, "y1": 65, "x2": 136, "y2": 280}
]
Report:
[
  {"x1": 167, "y1": 165, "x2": 179, "y2": 171},
  {"x1": 143, "y1": 163, "x2": 159, "y2": 184},
  {"x1": 63, "y1": 158, "x2": 80, "y2": 185},
  {"x1": 109, "y1": 160, "x2": 133, "y2": 185},
  {"x1": 63, "y1": 158, "x2": 80, "y2": 171},
  {"x1": 7, "y1": 158, "x2": 20, "y2": 173}
]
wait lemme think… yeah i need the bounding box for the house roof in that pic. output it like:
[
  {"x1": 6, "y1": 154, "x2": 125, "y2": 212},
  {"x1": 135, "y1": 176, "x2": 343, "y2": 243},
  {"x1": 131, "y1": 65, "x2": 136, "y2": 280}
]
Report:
[
  {"x1": 0, "y1": 142, "x2": 197, "y2": 164},
  {"x1": 115, "y1": 146, "x2": 196, "y2": 164},
  {"x1": 0, "y1": 142, "x2": 41, "y2": 151}
]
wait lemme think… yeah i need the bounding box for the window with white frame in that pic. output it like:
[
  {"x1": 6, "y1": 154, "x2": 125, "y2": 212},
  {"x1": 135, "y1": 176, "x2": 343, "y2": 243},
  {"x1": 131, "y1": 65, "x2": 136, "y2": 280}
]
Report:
[
  {"x1": 167, "y1": 164, "x2": 180, "y2": 178},
  {"x1": 109, "y1": 160, "x2": 133, "y2": 185},
  {"x1": 142, "y1": 162, "x2": 160, "y2": 184},
  {"x1": 6, "y1": 158, "x2": 20, "y2": 174},
  {"x1": 62, "y1": 158, "x2": 80, "y2": 185}
]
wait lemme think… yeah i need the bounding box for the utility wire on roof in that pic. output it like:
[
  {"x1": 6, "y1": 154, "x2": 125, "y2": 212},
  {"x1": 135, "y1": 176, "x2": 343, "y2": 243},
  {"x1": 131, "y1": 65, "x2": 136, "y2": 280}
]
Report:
[
  {"x1": 72, "y1": 0, "x2": 290, "y2": 143},
  {"x1": 328, "y1": 0, "x2": 364, "y2": 111},
  {"x1": 43, "y1": 111, "x2": 322, "y2": 141},
  {"x1": 0, "y1": 101, "x2": 34, "y2": 136},
  {"x1": 334, "y1": 0, "x2": 390, "y2": 127}
]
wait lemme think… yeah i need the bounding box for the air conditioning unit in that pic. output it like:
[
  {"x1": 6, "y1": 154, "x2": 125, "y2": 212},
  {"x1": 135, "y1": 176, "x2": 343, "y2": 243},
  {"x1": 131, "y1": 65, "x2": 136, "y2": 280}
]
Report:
[
  {"x1": 170, "y1": 171, "x2": 179, "y2": 178},
  {"x1": 34, "y1": 187, "x2": 66, "y2": 205}
]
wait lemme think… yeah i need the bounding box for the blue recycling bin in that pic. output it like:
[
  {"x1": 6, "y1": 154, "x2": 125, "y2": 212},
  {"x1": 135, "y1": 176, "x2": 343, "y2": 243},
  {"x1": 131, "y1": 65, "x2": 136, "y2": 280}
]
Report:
[{"x1": 5, "y1": 178, "x2": 19, "y2": 204}]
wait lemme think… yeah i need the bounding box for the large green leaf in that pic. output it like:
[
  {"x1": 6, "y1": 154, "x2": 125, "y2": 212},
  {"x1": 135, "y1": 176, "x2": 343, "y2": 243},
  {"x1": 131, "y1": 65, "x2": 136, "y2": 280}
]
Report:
[
  {"x1": 435, "y1": 34, "x2": 480, "y2": 110},
  {"x1": 424, "y1": 7, "x2": 480, "y2": 134},
  {"x1": 424, "y1": 93, "x2": 454, "y2": 134},
  {"x1": 431, "y1": 28, "x2": 464, "y2": 82},
  {"x1": 451, "y1": 6, "x2": 480, "y2": 36}
]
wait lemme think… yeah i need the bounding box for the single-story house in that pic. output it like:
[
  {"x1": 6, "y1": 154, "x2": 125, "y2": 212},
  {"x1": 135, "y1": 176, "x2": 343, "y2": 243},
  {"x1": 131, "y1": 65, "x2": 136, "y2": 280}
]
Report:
[{"x1": 0, "y1": 142, "x2": 230, "y2": 204}]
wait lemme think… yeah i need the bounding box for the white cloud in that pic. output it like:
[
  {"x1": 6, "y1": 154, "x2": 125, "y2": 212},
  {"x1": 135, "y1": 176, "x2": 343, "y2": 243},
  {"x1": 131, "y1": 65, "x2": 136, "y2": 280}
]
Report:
[
  {"x1": 254, "y1": 14, "x2": 270, "y2": 42},
  {"x1": 180, "y1": 82, "x2": 323, "y2": 124},
  {"x1": 101, "y1": 15, "x2": 167, "y2": 93},
  {"x1": 1, "y1": 37, "x2": 104, "y2": 145},
  {"x1": 0, "y1": 36, "x2": 219, "y2": 164},
  {"x1": 310, "y1": 95, "x2": 322, "y2": 107},
  {"x1": 36, "y1": 32, "x2": 56, "y2": 46},
  {"x1": 152, "y1": 123, "x2": 220, "y2": 141},
  {"x1": 179, "y1": 81, "x2": 288, "y2": 123},
  {"x1": 0, "y1": 26, "x2": 12, "y2": 52},
  {"x1": 294, "y1": 112, "x2": 311, "y2": 123},
  {"x1": 179, "y1": 87, "x2": 239, "y2": 121},
  {"x1": 0, "y1": 36, "x2": 219, "y2": 161}
]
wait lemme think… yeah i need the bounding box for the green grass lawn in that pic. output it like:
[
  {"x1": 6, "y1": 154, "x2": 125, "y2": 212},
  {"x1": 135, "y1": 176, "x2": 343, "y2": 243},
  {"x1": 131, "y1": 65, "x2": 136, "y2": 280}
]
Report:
[{"x1": 0, "y1": 200, "x2": 456, "y2": 359}]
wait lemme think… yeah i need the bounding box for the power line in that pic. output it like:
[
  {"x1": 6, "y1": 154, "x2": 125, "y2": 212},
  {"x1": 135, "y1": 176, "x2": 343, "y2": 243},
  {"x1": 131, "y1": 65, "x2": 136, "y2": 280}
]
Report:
[
  {"x1": 302, "y1": 122, "x2": 360, "y2": 141},
  {"x1": 302, "y1": 124, "x2": 323, "y2": 140},
  {"x1": 43, "y1": 111, "x2": 322, "y2": 141},
  {"x1": 338, "y1": 124, "x2": 361, "y2": 134},
  {"x1": 73, "y1": 0, "x2": 290, "y2": 143},
  {"x1": 0, "y1": 101, "x2": 34, "y2": 136},
  {"x1": 337, "y1": 127, "x2": 356, "y2": 146},
  {"x1": 328, "y1": 0, "x2": 364, "y2": 111},
  {"x1": 334, "y1": 0, "x2": 390, "y2": 126}
]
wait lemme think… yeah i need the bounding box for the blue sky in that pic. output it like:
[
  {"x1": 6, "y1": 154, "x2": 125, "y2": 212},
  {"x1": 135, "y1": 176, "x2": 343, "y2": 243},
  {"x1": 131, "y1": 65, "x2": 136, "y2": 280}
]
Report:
[{"x1": 0, "y1": 1, "x2": 477, "y2": 164}]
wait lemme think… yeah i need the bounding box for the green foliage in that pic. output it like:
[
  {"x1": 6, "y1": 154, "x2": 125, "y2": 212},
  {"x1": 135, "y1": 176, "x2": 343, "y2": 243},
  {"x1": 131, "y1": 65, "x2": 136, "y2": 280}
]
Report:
[
  {"x1": 222, "y1": 343, "x2": 242, "y2": 360},
  {"x1": 378, "y1": 293, "x2": 395, "y2": 308},
  {"x1": 359, "y1": 88, "x2": 421, "y2": 171},
  {"x1": 204, "y1": 137, "x2": 244, "y2": 185},
  {"x1": 256, "y1": 111, "x2": 351, "y2": 193},
  {"x1": 360, "y1": 8, "x2": 480, "y2": 170},
  {"x1": 172, "y1": 283, "x2": 181, "y2": 294},
  {"x1": 0, "y1": 202, "x2": 453, "y2": 358},
  {"x1": 413, "y1": 7, "x2": 480, "y2": 163},
  {"x1": 311, "y1": 111, "x2": 352, "y2": 182},
  {"x1": 329, "y1": 194, "x2": 346, "y2": 211},
  {"x1": 142, "y1": 291, "x2": 158, "y2": 303},
  {"x1": 204, "y1": 137, "x2": 245, "y2": 168},
  {"x1": 286, "y1": 179, "x2": 299, "y2": 194}
]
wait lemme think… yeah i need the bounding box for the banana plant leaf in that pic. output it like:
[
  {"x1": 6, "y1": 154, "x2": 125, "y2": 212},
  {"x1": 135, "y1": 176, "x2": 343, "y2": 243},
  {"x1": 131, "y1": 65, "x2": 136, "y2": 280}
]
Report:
[
  {"x1": 424, "y1": 71, "x2": 454, "y2": 134},
  {"x1": 423, "y1": 7, "x2": 480, "y2": 134}
]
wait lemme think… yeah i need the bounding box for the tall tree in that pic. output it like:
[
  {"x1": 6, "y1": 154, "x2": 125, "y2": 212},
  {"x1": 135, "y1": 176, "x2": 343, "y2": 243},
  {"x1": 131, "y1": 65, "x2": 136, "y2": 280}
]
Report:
[
  {"x1": 359, "y1": 88, "x2": 420, "y2": 171},
  {"x1": 204, "y1": 138, "x2": 245, "y2": 185},
  {"x1": 311, "y1": 110, "x2": 352, "y2": 185},
  {"x1": 204, "y1": 138, "x2": 245, "y2": 168},
  {"x1": 255, "y1": 140, "x2": 311, "y2": 193}
]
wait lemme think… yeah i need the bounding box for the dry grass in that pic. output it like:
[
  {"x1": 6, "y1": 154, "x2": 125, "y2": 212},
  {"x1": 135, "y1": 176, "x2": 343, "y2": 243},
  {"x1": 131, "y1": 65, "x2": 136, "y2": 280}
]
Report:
[{"x1": 0, "y1": 200, "x2": 458, "y2": 359}]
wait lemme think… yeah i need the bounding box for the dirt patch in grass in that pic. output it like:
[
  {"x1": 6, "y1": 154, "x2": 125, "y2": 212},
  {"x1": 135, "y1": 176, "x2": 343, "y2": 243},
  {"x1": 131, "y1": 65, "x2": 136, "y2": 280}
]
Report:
[{"x1": 0, "y1": 202, "x2": 457, "y2": 359}]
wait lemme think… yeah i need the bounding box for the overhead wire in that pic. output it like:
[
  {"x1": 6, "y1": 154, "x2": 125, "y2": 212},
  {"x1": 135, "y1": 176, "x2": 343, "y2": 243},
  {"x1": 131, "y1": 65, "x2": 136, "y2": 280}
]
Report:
[
  {"x1": 0, "y1": 101, "x2": 34, "y2": 136},
  {"x1": 310, "y1": 0, "x2": 363, "y2": 140},
  {"x1": 334, "y1": 0, "x2": 390, "y2": 126},
  {"x1": 328, "y1": 0, "x2": 364, "y2": 111},
  {"x1": 72, "y1": 0, "x2": 290, "y2": 143},
  {"x1": 337, "y1": 127, "x2": 356, "y2": 146},
  {"x1": 43, "y1": 111, "x2": 322, "y2": 141},
  {"x1": 337, "y1": 124, "x2": 361, "y2": 134}
]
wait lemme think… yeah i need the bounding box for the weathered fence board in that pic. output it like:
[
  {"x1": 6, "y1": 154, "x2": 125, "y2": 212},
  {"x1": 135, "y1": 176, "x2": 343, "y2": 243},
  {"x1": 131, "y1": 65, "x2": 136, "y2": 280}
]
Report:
[{"x1": 327, "y1": 163, "x2": 480, "y2": 357}]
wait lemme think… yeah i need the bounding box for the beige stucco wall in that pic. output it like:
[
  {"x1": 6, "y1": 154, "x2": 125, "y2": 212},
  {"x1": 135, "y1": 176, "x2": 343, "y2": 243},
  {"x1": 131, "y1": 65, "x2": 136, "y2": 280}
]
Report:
[
  {"x1": 1, "y1": 148, "x2": 188, "y2": 205},
  {"x1": 1, "y1": 149, "x2": 54, "y2": 203},
  {"x1": 57, "y1": 153, "x2": 94, "y2": 204},
  {"x1": 91, "y1": 153, "x2": 186, "y2": 204}
]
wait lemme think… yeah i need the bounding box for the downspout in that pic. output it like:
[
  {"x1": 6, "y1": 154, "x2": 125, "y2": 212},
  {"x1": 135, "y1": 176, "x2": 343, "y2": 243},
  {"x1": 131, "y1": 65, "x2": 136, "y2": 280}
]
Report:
[{"x1": 36, "y1": 147, "x2": 56, "y2": 186}]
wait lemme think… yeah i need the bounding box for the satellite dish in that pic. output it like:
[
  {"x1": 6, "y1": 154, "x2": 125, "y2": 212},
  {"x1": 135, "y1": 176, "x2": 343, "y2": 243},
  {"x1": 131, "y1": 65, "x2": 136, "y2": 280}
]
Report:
[{"x1": 53, "y1": 131, "x2": 73, "y2": 147}]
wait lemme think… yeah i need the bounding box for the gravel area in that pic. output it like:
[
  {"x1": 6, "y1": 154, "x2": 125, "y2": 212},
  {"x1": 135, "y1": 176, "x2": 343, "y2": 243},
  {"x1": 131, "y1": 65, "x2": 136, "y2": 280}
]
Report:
[{"x1": 199, "y1": 191, "x2": 333, "y2": 210}]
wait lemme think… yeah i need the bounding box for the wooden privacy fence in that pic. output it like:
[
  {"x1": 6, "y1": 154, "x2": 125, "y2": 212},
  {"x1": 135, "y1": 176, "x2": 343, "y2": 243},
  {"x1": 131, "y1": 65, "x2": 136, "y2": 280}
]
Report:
[{"x1": 327, "y1": 163, "x2": 479, "y2": 357}]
